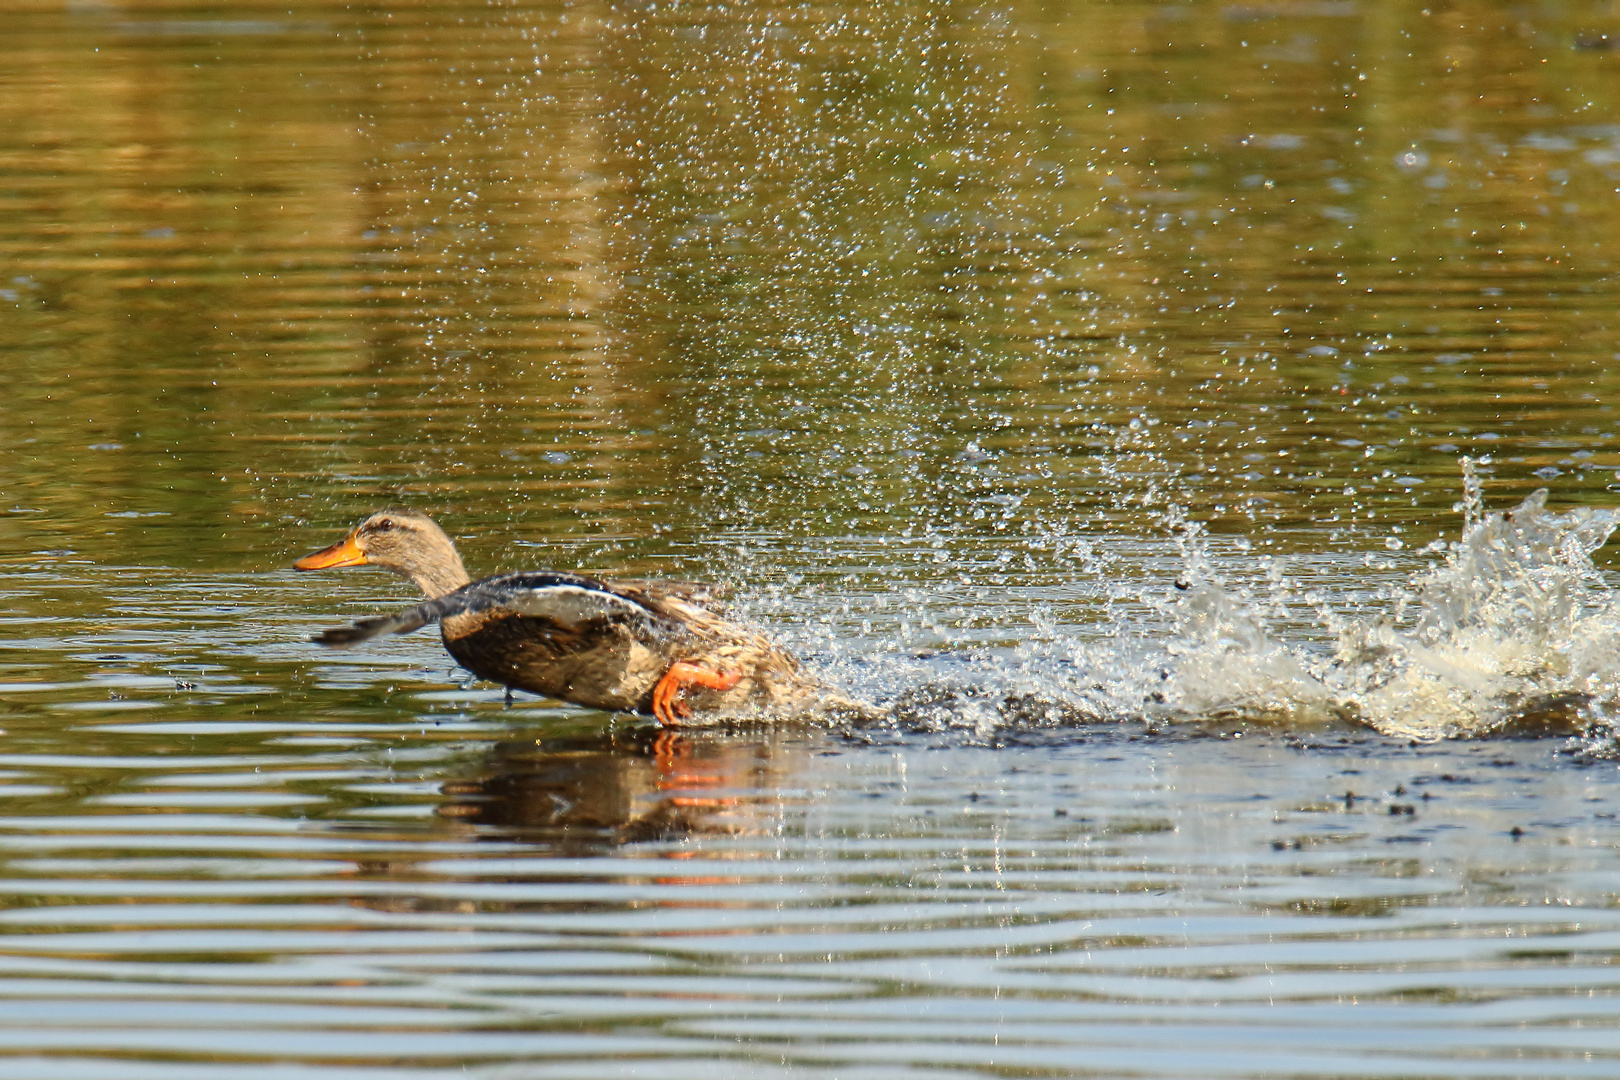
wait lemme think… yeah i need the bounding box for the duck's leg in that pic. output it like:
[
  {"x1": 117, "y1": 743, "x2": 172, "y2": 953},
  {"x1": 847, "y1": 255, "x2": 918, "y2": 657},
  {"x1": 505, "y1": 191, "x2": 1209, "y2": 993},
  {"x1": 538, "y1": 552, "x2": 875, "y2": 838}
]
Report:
[{"x1": 651, "y1": 661, "x2": 741, "y2": 724}]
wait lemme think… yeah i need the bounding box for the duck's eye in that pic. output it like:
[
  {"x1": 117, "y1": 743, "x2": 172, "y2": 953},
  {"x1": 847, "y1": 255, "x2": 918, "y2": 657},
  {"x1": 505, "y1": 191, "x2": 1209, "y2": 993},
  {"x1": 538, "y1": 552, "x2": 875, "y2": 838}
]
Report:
[{"x1": 372, "y1": 519, "x2": 395, "y2": 532}]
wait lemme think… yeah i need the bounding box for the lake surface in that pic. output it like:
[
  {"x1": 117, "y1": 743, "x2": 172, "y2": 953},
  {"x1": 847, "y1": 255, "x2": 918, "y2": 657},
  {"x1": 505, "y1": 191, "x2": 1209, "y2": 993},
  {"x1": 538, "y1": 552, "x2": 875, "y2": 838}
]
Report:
[{"x1": 4, "y1": 0, "x2": 1620, "y2": 1075}]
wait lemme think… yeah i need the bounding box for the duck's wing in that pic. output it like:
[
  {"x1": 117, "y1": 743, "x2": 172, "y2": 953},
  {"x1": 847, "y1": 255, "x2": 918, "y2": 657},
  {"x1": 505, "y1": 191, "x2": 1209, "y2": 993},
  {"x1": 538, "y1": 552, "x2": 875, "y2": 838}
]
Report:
[
  {"x1": 312, "y1": 572, "x2": 678, "y2": 648},
  {"x1": 605, "y1": 578, "x2": 730, "y2": 614}
]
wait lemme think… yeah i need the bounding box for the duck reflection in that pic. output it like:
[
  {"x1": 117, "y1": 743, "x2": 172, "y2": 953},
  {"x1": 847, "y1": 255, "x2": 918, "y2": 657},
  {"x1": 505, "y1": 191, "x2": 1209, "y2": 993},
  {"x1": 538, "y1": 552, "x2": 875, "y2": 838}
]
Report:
[{"x1": 435, "y1": 724, "x2": 816, "y2": 848}]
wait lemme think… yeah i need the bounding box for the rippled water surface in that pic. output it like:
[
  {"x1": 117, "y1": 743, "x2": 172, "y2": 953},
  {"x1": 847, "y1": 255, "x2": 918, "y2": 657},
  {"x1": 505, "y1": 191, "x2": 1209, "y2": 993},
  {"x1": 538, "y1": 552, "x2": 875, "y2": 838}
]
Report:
[{"x1": 6, "y1": 0, "x2": 1620, "y2": 1075}]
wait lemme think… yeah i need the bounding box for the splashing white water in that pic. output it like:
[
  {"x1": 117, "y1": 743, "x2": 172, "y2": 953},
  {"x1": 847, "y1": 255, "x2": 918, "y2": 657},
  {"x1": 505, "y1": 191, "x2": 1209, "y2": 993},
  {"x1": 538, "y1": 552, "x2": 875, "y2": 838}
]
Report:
[
  {"x1": 828, "y1": 460, "x2": 1620, "y2": 742},
  {"x1": 1162, "y1": 459, "x2": 1620, "y2": 738}
]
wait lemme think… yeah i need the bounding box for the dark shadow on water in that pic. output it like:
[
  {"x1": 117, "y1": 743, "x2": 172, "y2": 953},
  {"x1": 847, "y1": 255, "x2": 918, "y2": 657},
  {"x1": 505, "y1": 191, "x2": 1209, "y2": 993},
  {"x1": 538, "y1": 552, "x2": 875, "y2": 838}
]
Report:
[
  {"x1": 1481, "y1": 691, "x2": 1602, "y2": 738},
  {"x1": 816, "y1": 679, "x2": 1620, "y2": 770},
  {"x1": 397, "y1": 682, "x2": 1620, "y2": 859},
  {"x1": 431, "y1": 724, "x2": 819, "y2": 849},
  {"x1": 851, "y1": 679, "x2": 1373, "y2": 746},
  {"x1": 884, "y1": 682, "x2": 1111, "y2": 731}
]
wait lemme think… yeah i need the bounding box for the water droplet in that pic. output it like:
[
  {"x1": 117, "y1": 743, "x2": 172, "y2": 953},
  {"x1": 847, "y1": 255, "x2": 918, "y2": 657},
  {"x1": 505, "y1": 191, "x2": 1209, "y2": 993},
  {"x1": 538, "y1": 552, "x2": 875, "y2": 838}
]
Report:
[{"x1": 1393, "y1": 149, "x2": 1429, "y2": 172}]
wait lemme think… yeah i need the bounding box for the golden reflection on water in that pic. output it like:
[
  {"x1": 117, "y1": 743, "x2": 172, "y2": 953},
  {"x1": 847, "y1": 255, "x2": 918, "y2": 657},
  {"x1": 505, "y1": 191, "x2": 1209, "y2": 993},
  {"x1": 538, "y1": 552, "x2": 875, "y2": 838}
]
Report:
[
  {"x1": 8, "y1": 3, "x2": 1620, "y2": 753},
  {"x1": 7, "y1": 0, "x2": 1620, "y2": 569},
  {"x1": 5, "y1": 7, "x2": 1620, "y2": 1075}
]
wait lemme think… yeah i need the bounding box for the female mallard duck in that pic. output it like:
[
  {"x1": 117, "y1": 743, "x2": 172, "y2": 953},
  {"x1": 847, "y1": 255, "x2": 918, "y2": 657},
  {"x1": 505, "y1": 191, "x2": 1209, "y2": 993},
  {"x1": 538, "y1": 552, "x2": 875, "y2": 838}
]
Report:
[{"x1": 293, "y1": 510, "x2": 843, "y2": 724}]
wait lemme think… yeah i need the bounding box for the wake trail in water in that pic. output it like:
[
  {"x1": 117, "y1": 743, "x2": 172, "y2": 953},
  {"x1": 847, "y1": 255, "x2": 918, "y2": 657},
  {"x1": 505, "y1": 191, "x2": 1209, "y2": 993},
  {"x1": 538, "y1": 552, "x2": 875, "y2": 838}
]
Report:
[{"x1": 831, "y1": 460, "x2": 1620, "y2": 746}]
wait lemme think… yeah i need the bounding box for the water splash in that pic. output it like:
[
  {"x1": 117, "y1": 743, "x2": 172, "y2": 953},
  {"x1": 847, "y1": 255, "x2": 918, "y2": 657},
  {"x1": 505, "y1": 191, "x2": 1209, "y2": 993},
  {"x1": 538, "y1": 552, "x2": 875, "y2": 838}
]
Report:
[
  {"x1": 1329, "y1": 461, "x2": 1620, "y2": 739},
  {"x1": 838, "y1": 461, "x2": 1620, "y2": 745},
  {"x1": 1169, "y1": 459, "x2": 1620, "y2": 739}
]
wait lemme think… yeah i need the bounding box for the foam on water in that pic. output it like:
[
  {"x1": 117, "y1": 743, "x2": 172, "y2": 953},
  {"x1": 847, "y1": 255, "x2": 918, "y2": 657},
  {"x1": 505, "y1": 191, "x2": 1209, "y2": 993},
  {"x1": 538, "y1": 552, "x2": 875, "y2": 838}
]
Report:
[
  {"x1": 836, "y1": 460, "x2": 1620, "y2": 746},
  {"x1": 1320, "y1": 460, "x2": 1620, "y2": 740}
]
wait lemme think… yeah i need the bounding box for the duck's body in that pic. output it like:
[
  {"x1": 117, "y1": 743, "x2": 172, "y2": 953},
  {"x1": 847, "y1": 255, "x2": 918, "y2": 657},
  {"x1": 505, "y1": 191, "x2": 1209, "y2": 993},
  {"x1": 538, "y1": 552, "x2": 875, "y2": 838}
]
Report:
[{"x1": 294, "y1": 512, "x2": 838, "y2": 723}]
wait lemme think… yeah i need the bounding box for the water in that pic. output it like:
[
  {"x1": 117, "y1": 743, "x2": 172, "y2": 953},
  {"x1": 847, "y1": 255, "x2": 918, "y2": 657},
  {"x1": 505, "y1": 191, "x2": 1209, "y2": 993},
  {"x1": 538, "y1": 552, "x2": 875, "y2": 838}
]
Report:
[{"x1": 5, "y1": 0, "x2": 1620, "y2": 1075}]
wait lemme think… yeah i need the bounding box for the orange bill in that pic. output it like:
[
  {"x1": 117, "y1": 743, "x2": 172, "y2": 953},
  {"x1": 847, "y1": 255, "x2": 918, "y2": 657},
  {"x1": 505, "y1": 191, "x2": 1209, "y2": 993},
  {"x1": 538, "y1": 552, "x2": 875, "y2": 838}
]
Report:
[{"x1": 293, "y1": 533, "x2": 368, "y2": 570}]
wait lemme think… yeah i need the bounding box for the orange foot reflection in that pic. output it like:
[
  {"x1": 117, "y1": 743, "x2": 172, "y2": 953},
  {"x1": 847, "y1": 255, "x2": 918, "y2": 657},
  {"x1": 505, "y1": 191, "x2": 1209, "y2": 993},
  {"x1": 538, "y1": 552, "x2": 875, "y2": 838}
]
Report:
[
  {"x1": 652, "y1": 729, "x2": 737, "y2": 813},
  {"x1": 650, "y1": 661, "x2": 741, "y2": 725}
]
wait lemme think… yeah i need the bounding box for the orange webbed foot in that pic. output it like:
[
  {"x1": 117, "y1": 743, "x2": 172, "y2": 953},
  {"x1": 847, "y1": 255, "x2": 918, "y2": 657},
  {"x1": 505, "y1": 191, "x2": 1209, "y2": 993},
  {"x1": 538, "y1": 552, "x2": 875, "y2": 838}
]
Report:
[{"x1": 651, "y1": 661, "x2": 742, "y2": 725}]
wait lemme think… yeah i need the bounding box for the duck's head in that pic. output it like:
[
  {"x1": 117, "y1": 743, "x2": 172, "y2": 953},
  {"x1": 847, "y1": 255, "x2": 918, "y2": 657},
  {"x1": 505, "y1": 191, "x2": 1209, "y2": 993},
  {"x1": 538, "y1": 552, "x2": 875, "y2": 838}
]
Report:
[{"x1": 294, "y1": 510, "x2": 471, "y2": 598}]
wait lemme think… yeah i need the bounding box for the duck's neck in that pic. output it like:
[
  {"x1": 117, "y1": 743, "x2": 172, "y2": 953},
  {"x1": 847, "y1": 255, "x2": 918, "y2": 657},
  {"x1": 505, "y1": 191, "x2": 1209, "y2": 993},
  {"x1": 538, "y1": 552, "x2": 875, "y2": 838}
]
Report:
[{"x1": 408, "y1": 557, "x2": 471, "y2": 599}]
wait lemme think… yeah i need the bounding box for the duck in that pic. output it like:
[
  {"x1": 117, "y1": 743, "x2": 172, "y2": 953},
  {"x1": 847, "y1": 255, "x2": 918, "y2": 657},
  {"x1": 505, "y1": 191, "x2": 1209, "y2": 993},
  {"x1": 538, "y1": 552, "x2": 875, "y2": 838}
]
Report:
[{"x1": 293, "y1": 510, "x2": 847, "y2": 724}]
